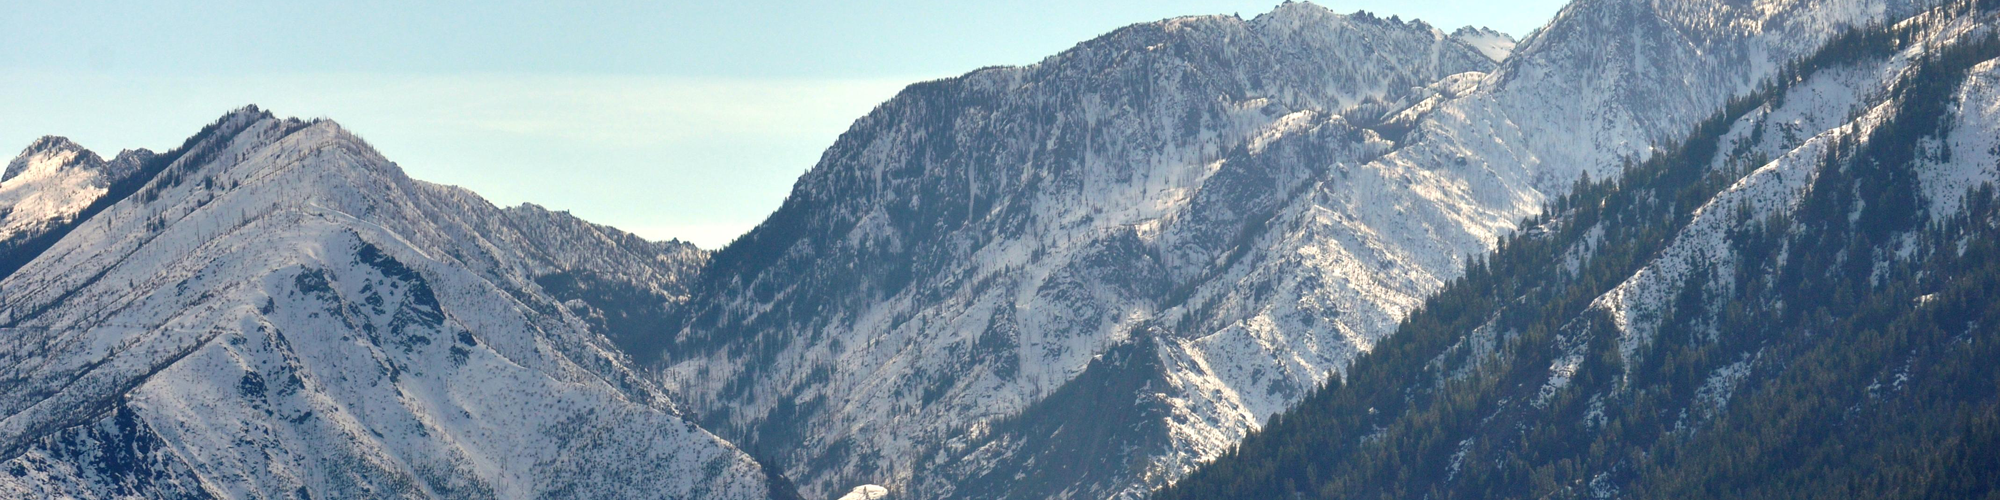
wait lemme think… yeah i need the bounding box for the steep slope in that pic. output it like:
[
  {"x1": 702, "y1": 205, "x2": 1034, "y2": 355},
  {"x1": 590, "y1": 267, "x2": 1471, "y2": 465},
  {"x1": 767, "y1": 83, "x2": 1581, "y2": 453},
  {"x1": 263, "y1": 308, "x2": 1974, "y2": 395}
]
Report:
[
  {"x1": 649, "y1": 0, "x2": 1938, "y2": 498},
  {"x1": 1162, "y1": 3, "x2": 2000, "y2": 497},
  {"x1": 0, "y1": 107, "x2": 782, "y2": 499},
  {"x1": 653, "y1": 3, "x2": 1499, "y2": 498}
]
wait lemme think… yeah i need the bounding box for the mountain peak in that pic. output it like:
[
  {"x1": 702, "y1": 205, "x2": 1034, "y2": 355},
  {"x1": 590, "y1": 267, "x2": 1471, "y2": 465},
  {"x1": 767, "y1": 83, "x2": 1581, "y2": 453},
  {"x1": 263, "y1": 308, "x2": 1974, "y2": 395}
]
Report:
[
  {"x1": 1452, "y1": 26, "x2": 1518, "y2": 62},
  {"x1": 1243, "y1": 2, "x2": 1473, "y2": 51},
  {"x1": 1250, "y1": 2, "x2": 1435, "y2": 32},
  {"x1": 222, "y1": 103, "x2": 273, "y2": 122},
  {"x1": 18, "y1": 136, "x2": 85, "y2": 156},
  {"x1": 184, "y1": 106, "x2": 363, "y2": 169},
  {"x1": 3, "y1": 136, "x2": 100, "y2": 183},
  {"x1": 1257, "y1": 0, "x2": 1336, "y2": 21}
]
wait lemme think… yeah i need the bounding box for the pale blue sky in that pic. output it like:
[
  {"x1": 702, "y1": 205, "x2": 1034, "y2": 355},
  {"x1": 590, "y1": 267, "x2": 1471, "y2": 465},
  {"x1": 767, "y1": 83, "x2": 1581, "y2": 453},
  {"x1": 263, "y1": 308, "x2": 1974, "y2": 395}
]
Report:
[{"x1": 1, "y1": 1, "x2": 1567, "y2": 247}]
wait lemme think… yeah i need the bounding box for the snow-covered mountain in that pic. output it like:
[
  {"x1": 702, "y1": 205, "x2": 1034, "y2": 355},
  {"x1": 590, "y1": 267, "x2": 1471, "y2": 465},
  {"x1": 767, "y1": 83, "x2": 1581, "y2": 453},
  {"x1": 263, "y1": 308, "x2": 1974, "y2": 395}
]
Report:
[
  {"x1": 642, "y1": 0, "x2": 1938, "y2": 498},
  {"x1": 643, "y1": 4, "x2": 1504, "y2": 498},
  {"x1": 0, "y1": 108, "x2": 788, "y2": 499}
]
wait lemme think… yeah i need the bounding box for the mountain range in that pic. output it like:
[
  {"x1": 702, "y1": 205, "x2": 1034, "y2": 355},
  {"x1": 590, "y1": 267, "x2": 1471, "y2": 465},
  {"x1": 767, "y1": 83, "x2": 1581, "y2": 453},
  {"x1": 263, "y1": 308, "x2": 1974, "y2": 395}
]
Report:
[{"x1": 2, "y1": 0, "x2": 1993, "y2": 498}]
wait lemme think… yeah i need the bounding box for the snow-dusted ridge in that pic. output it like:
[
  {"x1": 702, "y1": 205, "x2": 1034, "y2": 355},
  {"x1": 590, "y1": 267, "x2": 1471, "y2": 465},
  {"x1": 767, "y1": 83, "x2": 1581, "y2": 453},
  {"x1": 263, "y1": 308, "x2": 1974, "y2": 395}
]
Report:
[{"x1": 0, "y1": 107, "x2": 784, "y2": 499}]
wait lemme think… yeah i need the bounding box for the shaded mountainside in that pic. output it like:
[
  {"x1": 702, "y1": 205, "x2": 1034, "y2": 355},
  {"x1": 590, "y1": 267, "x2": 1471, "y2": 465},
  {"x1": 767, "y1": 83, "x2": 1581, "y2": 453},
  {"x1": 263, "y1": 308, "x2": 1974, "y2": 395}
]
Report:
[
  {"x1": 0, "y1": 108, "x2": 784, "y2": 499},
  {"x1": 1161, "y1": 2, "x2": 2000, "y2": 498},
  {"x1": 503, "y1": 203, "x2": 709, "y2": 364}
]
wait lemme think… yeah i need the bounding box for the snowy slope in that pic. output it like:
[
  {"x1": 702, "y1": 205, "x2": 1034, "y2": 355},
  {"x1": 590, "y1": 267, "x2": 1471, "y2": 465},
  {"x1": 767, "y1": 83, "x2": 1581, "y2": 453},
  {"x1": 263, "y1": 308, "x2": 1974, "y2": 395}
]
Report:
[{"x1": 0, "y1": 108, "x2": 780, "y2": 499}]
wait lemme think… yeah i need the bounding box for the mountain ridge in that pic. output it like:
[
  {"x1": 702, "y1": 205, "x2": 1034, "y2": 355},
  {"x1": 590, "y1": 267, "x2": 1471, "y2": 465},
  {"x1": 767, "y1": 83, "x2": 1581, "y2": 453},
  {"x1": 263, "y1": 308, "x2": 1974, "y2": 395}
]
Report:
[
  {"x1": 654, "y1": 3, "x2": 1506, "y2": 497},
  {"x1": 0, "y1": 107, "x2": 790, "y2": 499}
]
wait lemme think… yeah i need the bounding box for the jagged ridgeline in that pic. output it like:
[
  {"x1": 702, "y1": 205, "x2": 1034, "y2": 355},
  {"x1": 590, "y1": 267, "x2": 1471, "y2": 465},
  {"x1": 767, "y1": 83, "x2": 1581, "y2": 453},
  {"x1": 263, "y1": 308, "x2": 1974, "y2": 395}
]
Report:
[{"x1": 1159, "y1": 2, "x2": 2000, "y2": 498}]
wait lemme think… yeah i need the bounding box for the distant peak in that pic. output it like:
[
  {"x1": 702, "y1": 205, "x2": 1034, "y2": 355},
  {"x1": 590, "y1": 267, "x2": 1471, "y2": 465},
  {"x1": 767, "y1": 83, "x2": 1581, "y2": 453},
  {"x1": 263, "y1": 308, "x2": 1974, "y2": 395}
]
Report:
[
  {"x1": 225, "y1": 104, "x2": 273, "y2": 121},
  {"x1": 1452, "y1": 25, "x2": 1514, "y2": 39},
  {"x1": 201, "y1": 105, "x2": 345, "y2": 149},
  {"x1": 183, "y1": 104, "x2": 283, "y2": 143},
  {"x1": 111, "y1": 148, "x2": 156, "y2": 163},
  {"x1": 21, "y1": 136, "x2": 89, "y2": 157},
  {"x1": 1451, "y1": 26, "x2": 1519, "y2": 62},
  {"x1": 1267, "y1": 0, "x2": 1330, "y2": 16},
  {"x1": 204, "y1": 104, "x2": 283, "y2": 135},
  {"x1": 1253, "y1": 1, "x2": 1338, "y2": 26},
  {"x1": 4, "y1": 136, "x2": 102, "y2": 183},
  {"x1": 1253, "y1": 2, "x2": 1449, "y2": 35}
]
